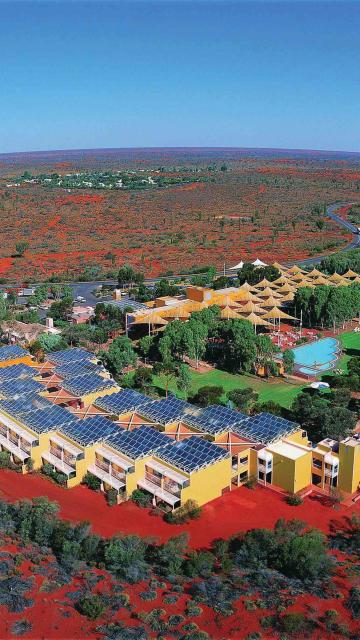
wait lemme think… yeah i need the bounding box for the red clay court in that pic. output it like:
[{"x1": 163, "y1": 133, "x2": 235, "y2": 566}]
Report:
[{"x1": 0, "y1": 469, "x2": 358, "y2": 546}]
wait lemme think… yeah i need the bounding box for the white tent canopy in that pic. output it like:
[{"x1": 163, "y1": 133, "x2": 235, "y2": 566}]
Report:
[
  {"x1": 252, "y1": 258, "x2": 268, "y2": 267},
  {"x1": 229, "y1": 261, "x2": 244, "y2": 270}
]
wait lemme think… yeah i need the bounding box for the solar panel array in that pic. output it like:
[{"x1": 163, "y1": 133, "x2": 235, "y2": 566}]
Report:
[
  {"x1": 233, "y1": 412, "x2": 299, "y2": 444},
  {"x1": 105, "y1": 425, "x2": 170, "y2": 460},
  {"x1": 0, "y1": 364, "x2": 34, "y2": 383},
  {"x1": 20, "y1": 405, "x2": 80, "y2": 434},
  {"x1": 55, "y1": 361, "x2": 104, "y2": 379},
  {"x1": 107, "y1": 299, "x2": 148, "y2": 312},
  {"x1": 156, "y1": 436, "x2": 230, "y2": 473},
  {"x1": 0, "y1": 377, "x2": 45, "y2": 399},
  {"x1": 0, "y1": 345, "x2": 29, "y2": 362},
  {"x1": 61, "y1": 373, "x2": 116, "y2": 396},
  {"x1": 94, "y1": 389, "x2": 150, "y2": 415},
  {"x1": 46, "y1": 348, "x2": 95, "y2": 365},
  {"x1": 139, "y1": 397, "x2": 196, "y2": 425},
  {"x1": 184, "y1": 404, "x2": 247, "y2": 435},
  {"x1": 0, "y1": 394, "x2": 52, "y2": 417},
  {"x1": 61, "y1": 415, "x2": 120, "y2": 446}
]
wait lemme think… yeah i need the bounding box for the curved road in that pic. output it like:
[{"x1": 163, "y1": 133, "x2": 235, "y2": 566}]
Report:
[{"x1": 1, "y1": 202, "x2": 359, "y2": 307}]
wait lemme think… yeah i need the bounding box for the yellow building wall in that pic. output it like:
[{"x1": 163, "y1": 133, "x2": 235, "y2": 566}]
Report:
[
  {"x1": 81, "y1": 385, "x2": 119, "y2": 407},
  {"x1": 180, "y1": 456, "x2": 232, "y2": 507},
  {"x1": 125, "y1": 457, "x2": 147, "y2": 496},
  {"x1": 338, "y1": 442, "x2": 360, "y2": 494},
  {"x1": 271, "y1": 450, "x2": 311, "y2": 493},
  {"x1": 286, "y1": 429, "x2": 309, "y2": 446},
  {"x1": 0, "y1": 355, "x2": 33, "y2": 368}
]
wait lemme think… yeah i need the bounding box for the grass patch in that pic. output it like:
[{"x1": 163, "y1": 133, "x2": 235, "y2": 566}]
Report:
[{"x1": 153, "y1": 368, "x2": 304, "y2": 409}]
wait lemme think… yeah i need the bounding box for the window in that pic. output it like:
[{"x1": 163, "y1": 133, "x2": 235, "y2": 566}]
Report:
[
  {"x1": 302, "y1": 431, "x2": 307, "y2": 438},
  {"x1": 312, "y1": 458, "x2": 322, "y2": 469},
  {"x1": 239, "y1": 470, "x2": 248, "y2": 481},
  {"x1": 239, "y1": 456, "x2": 248, "y2": 465}
]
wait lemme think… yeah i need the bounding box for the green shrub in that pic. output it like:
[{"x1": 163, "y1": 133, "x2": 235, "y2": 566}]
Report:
[
  {"x1": 168, "y1": 614, "x2": 185, "y2": 627},
  {"x1": 139, "y1": 590, "x2": 157, "y2": 601},
  {"x1": 164, "y1": 500, "x2": 201, "y2": 524},
  {"x1": 244, "y1": 475, "x2": 257, "y2": 489},
  {"x1": 131, "y1": 488, "x2": 153, "y2": 508},
  {"x1": 82, "y1": 472, "x2": 101, "y2": 491},
  {"x1": 10, "y1": 619, "x2": 32, "y2": 636},
  {"x1": 285, "y1": 493, "x2": 303, "y2": 506},
  {"x1": 75, "y1": 593, "x2": 106, "y2": 619},
  {"x1": 106, "y1": 488, "x2": 118, "y2": 506}
]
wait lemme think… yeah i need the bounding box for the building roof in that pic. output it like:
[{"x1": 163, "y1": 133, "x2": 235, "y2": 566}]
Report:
[
  {"x1": 156, "y1": 435, "x2": 230, "y2": 473},
  {"x1": 20, "y1": 404, "x2": 79, "y2": 434},
  {"x1": 233, "y1": 412, "x2": 299, "y2": 445},
  {"x1": 183, "y1": 404, "x2": 247, "y2": 435},
  {"x1": 139, "y1": 397, "x2": 196, "y2": 425},
  {"x1": 105, "y1": 425, "x2": 170, "y2": 460},
  {"x1": 0, "y1": 344, "x2": 29, "y2": 362},
  {"x1": 267, "y1": 440, "x2": 308, "y2": 460},
  {"x1": 0, "y1": 377, "x2": 45, "y2": 399},
  {"x1": 55, "y1": 360, "x2": 105, "y2": 379},
  {"x1": 61, "y1": 373, "x2": 117, "y2": 397},
  {"x1": 60, "y1": 415, "x2": 119, "y2": 446},
  {"x1": 94, "y1": 389, "x2": 150, "y2": 415},
  {"x1": 0, "y1": 363, "x2": 34, "y2": 383},
  {"x1": 46, "y1": 348, "x2": 96, "y2": 365},
  {"x1": 0, "y1": 394, "x2": 53, "y2": 417}
]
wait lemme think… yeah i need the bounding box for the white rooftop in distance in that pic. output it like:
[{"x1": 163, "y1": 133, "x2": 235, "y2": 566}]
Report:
[{"x1": 267, "y1": 441, "x2": 308, "y2": 460}]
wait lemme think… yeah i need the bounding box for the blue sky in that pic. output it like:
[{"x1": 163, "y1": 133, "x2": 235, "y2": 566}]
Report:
[{"x1": 0, "y1": 1, "x2": 359, "y2": 153}]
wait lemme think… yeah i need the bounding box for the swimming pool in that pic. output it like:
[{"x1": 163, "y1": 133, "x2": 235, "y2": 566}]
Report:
[{"x1": 290, "y1": 337, "x2": 340, "y2": 376}]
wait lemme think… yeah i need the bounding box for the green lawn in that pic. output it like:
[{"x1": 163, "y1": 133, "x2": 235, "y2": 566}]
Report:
[
  {"x1": 153, "y1": 368, "x2": 305, "y2": 409},
  {"x1": 324, "y1": 330, "x2": 360, "y2": 374}
]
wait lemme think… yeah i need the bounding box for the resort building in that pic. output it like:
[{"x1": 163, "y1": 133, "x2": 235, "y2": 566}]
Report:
[{"x1": 0, "y1": 345, "x2": 359, "y2": 508}]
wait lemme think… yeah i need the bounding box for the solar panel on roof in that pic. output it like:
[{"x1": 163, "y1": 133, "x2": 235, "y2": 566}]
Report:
[
  {"x1": 105, "y1": 425, "x2": 170, "y2": 460},
  {"x1": 55, "y1": 361, "x2": 104, "y2": 379},
  {"x1": 183, "y1": 404, "x2": 247, "y2": 435},
  {"x1": 156, "y1": 436, "x2": 229, "y2": 473},
  {"x1": 94, "y1": 389, "x2": 150, "y2": 415},
  {"x1": 0, "y1": 364, "x2": 34, "y2": 383},
  {"x1": 233, "y1": 412, "x2": 299, "y2": 444},
  {"x1": 139, "y1": 397, "x2": 196, "y2": 425},
  {"x1": 0, "y1": 394, "x2": 52, "y2": 418},
  {"x1": 46, "y1": 348, "x2": 96, "y2": 365},
  {"x1": 60, "y1": 415, "x2": 120, "y2": 446},
  {"x1": 0, "y1": 377, "x2": 45, "y2": 399},
  {"x1": 20, "y1": 405, "x2": 79, "y2": 434},
  {"x1": 61, "y1": 373, "x2": 117, "y2": 396},
  {"x1": 0, "y1": 345, "x2": 29, "y2": 362}
]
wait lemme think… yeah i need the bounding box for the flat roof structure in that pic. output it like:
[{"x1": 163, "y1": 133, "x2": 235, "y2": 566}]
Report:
[
  {"x1": 0, "y1": 345, "x2": 29, "y2": 362},
  {"x1": 0, "y1": 394, "x2": 53, "y2": 417},
  {"x1": 267, "y1": 440, "x2": 308, "y2": 460},
  {"x1": 46, "y1": 348, "x2": 96, "y2": 365},
  {"x1": 61, "y1": 415, "x2": 120, "y2": 447},
  {"x1": 0, "y1": 364, "x2": 34, "y2": 382},
  {"x1": 139, "y1": 397, "x2": 197, "y2": 426},
  {"x1": 0, "y1": 377, "x2": 45, "y2": 398},
  {"x1": 105, "y1": 425, "x2": 170, "y2": 460},
  {"x1": 183, "y1": 404, "x2": 247, "y2": 435},
  {"x1": 94, "y1": 389, "x2": 151, "y2": 415},
  {"x1": 55, "y1": 361, "x2": 105, "y2": 379},
  {"x1": 20, "y1": 405, "x2": 80, "y2": 434},
  {"x1": 233, "y1": 412, "x2": 300, "y2": 445},
  {"x1": 61, "y1": 373, "x2": 117, "y2": 397},
  {"x1": 156, "y1": 436, "x2": 230, "y2": 473}
]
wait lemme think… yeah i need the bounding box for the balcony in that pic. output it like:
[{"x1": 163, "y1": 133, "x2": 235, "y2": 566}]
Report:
[
  {"x1": 324, "y1": 467, "x2": 338, "y2": 478},
  {"x1": 0, "y1": 433, "x2": 29, "y2": 462},
  {"x1": 95, "y1": 445, "x2": 134, "y2": 473},
  {"x1": 95, "y1": 458, "x2": 125, "y2": 482},
  {"x1": 50, "y1": 434, "x2": 83, "y2": 460},
  {"x1": 49, "y1": 446, "x2": 77, "y2": 469},
  {"x1": 138, "y1": 477, "x2": 181, "y2": 508},
  {"x1": 42, "y1": 451, "x2": 75, "y2": 476},
  {"x1": 88, "y1": 464, "x2": 125, "y2": 491},
  {"x1": 146, "y1": 459, "x2": 189, "y2": 487}
]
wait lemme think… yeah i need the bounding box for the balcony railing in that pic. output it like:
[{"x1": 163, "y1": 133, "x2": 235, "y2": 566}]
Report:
[
  {"x1": 95, "y1": 459, "x2": 126, "y2": 481},
  {"x1": 49, "y1": 447, "x2": 76, "y2": 468},
  {"x1": 163, "y1": 481, "x2": 181, "y2": 497},
  {"x1": 145, "y1": 472, "x2": 162, "y2": 487}
]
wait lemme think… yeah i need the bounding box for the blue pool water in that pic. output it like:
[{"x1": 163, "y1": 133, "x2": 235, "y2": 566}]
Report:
[{"x1": 291, "y1": 337, "x2": 340, "y2": 376}]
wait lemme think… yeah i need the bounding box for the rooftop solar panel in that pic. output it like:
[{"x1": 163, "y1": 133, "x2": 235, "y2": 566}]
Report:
[
  {"x1": 233, "y1": 412, "x2": 299, "y2": 445},
  {"x1": 55, "y1": 361, "x2": 105, "y2": 379},
  {"x1": 139, "y1": 397, "x2": 196, "y2": 425},
  {"x1": 60, "y1": 415, "x2": 120, "y2": 446},
  {"x1": 46, "y1": 348, "x2": 96, "y2": 365},
  {"x1": 61, "y1": 373, "x2": 117, "y2": 396},
  {"x1": 20, "y1": 405, "x2": 80, "y2": 434},
  {"x1": 0, "y1": 377, "x2": 45, "y2": 399},
  {"x1": 0, "y1": 345, "x2": 29, "y2": 362},
  {"x1": 0, "y1": 394, "x2": 52, "y2": 418},
  {"x1": 156, "y1": 436, "x2": 229, "y2": 473},
  {"x1": 105, "y1": 425, "x2": 170, "y2": 460},
  {"x1": 183, "y1": 404, "x2": 247, "y2": 435},
  {"x1": 94, "y1": 389, "x2": 150, "y2": 415},
  {"x1": 0, "y1": 364, "x2": 34, "y2": 383}
]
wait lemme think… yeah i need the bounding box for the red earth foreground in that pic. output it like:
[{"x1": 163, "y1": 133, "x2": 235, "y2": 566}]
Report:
[{"x1": 0, "y1": 469, "x2": 359, "y2": 546}]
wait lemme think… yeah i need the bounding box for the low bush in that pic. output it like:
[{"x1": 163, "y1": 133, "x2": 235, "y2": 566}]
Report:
[
  {"x1": 346, "y1": 586, "x2": 360, "y2": 619},
  {"x1": 139, "y1": 590, "x2": 157, "y2": 601},
  {"x1": 82, "y1": 472, "x2": 101, "y2": 491},
  {"x1": 41, "y1": 463, "x2": 67, "y2": 486},
  {"x1": 75, "y1": 593, "x2": 106, "y2": 619},
  {"x1": 164, "y1": 500, "x2": 201, "y2": 524},
  {"x1": 168, "y1": 614, "x2": 185, "y2": 627},
  {"x1": 131, "y1": 488, "x2": 153, "y2": 508},
  {"x1": 285, "y1": 493, "x2": 303, "y2": 506},
  {"x1": 10, "y1": 619, "x2": 32, "y2": 636},
  {"x1": 244, "y1": 475, "x2": 257, "y2": 489},
  {"x1": 106, "y1": 488, "x2": 118, "y2": 506},
  {"x1": 0, "y1": 451, "x2": 22, "y2": 473}
]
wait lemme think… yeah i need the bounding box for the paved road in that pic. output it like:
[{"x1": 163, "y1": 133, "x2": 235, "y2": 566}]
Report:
[{"x1": 2, "y1": 201, "x2": 359, "y2": 307}]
